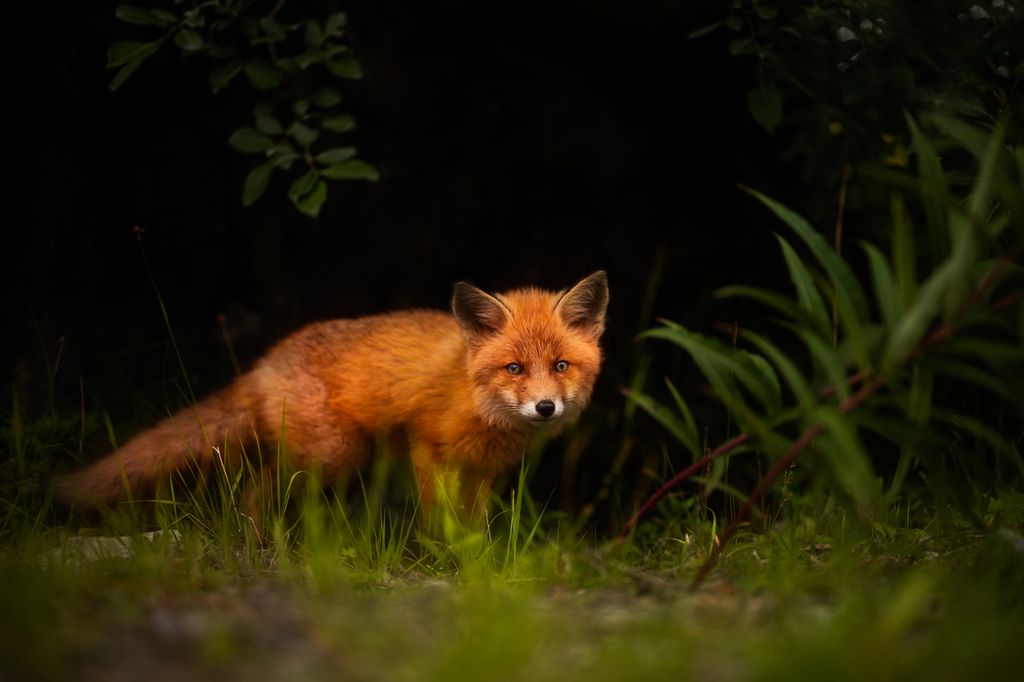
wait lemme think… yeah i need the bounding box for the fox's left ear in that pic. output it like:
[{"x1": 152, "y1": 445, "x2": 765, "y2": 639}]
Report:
[
  {"x1": 453, "y1": 282, "x2": 512, "y2": 339},
  {"x1": 555, "y1": 271, "x2": 609, "y2": 338}
]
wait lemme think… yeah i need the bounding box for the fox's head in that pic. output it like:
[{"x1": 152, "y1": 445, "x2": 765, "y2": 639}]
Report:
[{"x1": 452, "y1": 271, "x2": 608, "y2": 431}]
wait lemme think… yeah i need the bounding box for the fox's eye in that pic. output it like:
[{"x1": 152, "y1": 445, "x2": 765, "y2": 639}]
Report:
[
  {"x1": 506, "y1": 363, "x2": 522, "y2": 375},
  {"x1": 555, "y1": 360, "x2": 569, "y2": 372}
]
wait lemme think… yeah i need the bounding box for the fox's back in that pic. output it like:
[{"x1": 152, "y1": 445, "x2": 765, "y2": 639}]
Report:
[{"x1": 249, "y1": 310, "x2": 467, "y2": 433}]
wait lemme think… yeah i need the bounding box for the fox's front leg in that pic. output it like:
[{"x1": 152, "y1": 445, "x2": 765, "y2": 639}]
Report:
[
  {"x1": 410, "y1": 440, "x2": 492, "y2": 525},
  {"x1": 458, "y1": 467, "x2": 493, "y2": 524},
  {"x1": 410, "y1": 440, "x2": 448, "y2": 516}
]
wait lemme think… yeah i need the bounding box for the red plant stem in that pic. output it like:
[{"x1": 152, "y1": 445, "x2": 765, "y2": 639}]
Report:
[
  {"x1": 690, "y1": 375, "x2": 886, "y2": 589},
  {"x1": 617, "y1": 433, "x2": 749, "y2": 539},
  {"x1": 616, "y1": 369, "x2": 870, "y2": 540}
]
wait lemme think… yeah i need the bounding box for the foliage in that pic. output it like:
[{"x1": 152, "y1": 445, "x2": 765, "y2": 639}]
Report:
[
  {"x1": 627, "y1": 116, "x2": 1024, "y2": 569},
  {"x1": 696, "y1": 0, "x2": 1024, "y2": 221},
  {"x1": 108, "y1": 1, "x2": 377, "y2": 217}
]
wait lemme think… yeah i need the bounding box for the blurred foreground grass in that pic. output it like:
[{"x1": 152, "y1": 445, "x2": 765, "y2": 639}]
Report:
[{"x1": 2, "y1": 484, "x2": 1023, "y2": 682}]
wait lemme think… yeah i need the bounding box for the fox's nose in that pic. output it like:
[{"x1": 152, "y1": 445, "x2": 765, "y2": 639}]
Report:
[{"x1": 535, "y1": 400, "x2": 556, "y2": 418}]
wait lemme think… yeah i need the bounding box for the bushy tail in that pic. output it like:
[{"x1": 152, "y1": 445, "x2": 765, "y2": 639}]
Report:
[{"x1": 57, "y1": 379, "x2": 259, "y2": 506}]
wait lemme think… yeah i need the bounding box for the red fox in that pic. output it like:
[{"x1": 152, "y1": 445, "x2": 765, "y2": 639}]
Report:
[{"x1": 58, "y1": 272, "x2": 608, "y2": 516}]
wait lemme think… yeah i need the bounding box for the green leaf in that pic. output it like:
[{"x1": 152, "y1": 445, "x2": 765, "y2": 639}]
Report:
[
  {"x1": 228, "y1": 127, "x2": 273, "y2": 153},
  {"x1": 322, "y1": 114, "x2": 356, "y2": 133},
  {"x1": 244, "y1": 57, "x2": 280, "y2": 90},
  {"x1": 741, "y1": 350, "x2": 782, "y2": 411},
  {"x1": 325, "y1": 12, "x2": 347, "y2": 35},
  {"x1": 861, "y1": 242, "x2": 900, "y2": 326},
  {"x1": 255, "y1": 114, "x2": 282, "y2": 136},
  {"x1": 923, "y1": 358, "x2": 1013, "y2": 400},
  {"x1": 745, "y1": 188, "x2": 869, "y2": 333},
  {"x1": 108, "y1": 61, "x2": 141, "y2": 92},
  {"x1": 641, "y1": 322, "x2": 781, "y2": 413},
  {"x1": 266, "y1": 142, "x2": 298, "y2": 161},
  {"x1": 288, "y1": 171, "x2": 319, "y2": 203},
  {"x1": 711, "y1": 388, "x2": 792, "y2": 456},
  {"x1": 780, "y1": 321, "x2": 850, "y2": 402},
  {"x1": 741, "y1": 330, "x2": 815, "y2": 410},
  {"x1": 294, "y1": 99, "x2": 311, "y2": 117},
  {"x1": 115, "y1": 5, "x2": 176, "y2": 27},
  {"x1": 942, "y1": 337, "x2": 1024, "y2": 363},
  {"x1": 687, "y1": 22, "x2": 723, "y2": 39},
  {"x1": 327, "y1": 57, "x2": 363, "y2": 79},
  {"x1": 289, "y1": 175, "x2": 328, "y2": 218},
  {"x1": 174, "y1": 29, "x2": 203, "y2": 52},
  {"x1": 716, "y1": 284, "x2": 822, "y2": 331},
  {"x1": 270, "y1": 152, "x2": 302, "y2": 169},
  {"x1": 904, "y1": 113, "x2": 950, "y2": 261},
  {"x1": 288, "y1": 122, "x2": 318, "y2": 147},
  {"x1": 664, "y1": 378, "x2": 700, "y2": 457},
  {"x1": 624, "y1": 389, "x2": 701, "y2": 457},
  {"x1": 316, "y1": 147, "x2": 357, "y2": 164},
  {"x1": 295, "y1": 50, "x2": 323, "y2": 70},
  {"x1": 946, "y1": 123, "x2": 1005, "y2": 320},
  {"x1": 107, "y1": 41, "x2": 159, "y2": 68},
  {"x1": 312, "y1": 87, "x2": 342, "y2": 107},
  {"x1": 209, "y1": 62, "x2": 240, "y2": 93},
  {"x1": 259, "y1": 17, "x2": 286, "y2": 42},
  {"x1": 320, "y1": 160, "x2": 379, "y2": 181},
  {"x1": 889, "y1": 193, "x2": 918, "y2": 310},
  {"x1": 747, "y1": 84, "x2": 782, "y2": 133},
  {"x1": 305, "y1": 21, "x2": 323, "y2": 47},
  {"x1": 242, "y1": 162, "x2": 273, "y2": 207},
  {"x1": 882, "y1": 260, "x2": 955, "y2": 370},
  {"x1": 776, "y1": 234, "x2": 830, "y2": 338},
  {"x1": 814, "y1": 407, "x2": 879, "y2": 515}
]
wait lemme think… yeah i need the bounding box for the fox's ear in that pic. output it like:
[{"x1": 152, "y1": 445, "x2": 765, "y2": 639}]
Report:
[
  {"x1": 452, "y1": 282, "x2": 511, "y2": 338},
  {"x1": 556, "y1": 271, "x2": 609, "y2": 338}
]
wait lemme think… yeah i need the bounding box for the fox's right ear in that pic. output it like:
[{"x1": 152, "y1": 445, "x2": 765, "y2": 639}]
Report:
[{"x1": 452, "y1": 282, "x2": 511, "y2": 338}]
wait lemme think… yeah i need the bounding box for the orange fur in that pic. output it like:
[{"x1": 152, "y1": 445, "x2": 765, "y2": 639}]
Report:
[{"x1": 58, "y1": 272, "x2": 609, "y2": 515}]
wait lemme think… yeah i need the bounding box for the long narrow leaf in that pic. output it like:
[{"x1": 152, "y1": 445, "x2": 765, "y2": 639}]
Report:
[
  {"x1": 642, "y1": 324, "x2": 782, "y2": 413},
  {"x1": 780, "y1": 321, "x2": 851, "y2": 401},
  {"x1": 665, "y1": 378, "x2": 701, "y2": 456},
  {"x1": 905, "y1": 112, "x2": 950, "y2": 259},
  {"x1": 813, "y1": 407, "x2": 879, "y2": 515},
  {"x1": 883, "y1": 260, "x2": 955, "y2": 371},
  {"x1": 743, "y1": 188, "x2": 870, "y2": 324},
  {"x1": 890, "y1": 192, "x2": 919, "y2": 307},
  {"x1": 741, "y1": 329, "x2": 815, "y2": 410},
  {"x1": 776, "y1": 234, "x2": 831, "y2": 338},
  {"x1": 862, "y1": 241, "x2": 901, "y2": 326},
  {"x1": 624, "y1": 388, "x2": 702, "y2": 457}
]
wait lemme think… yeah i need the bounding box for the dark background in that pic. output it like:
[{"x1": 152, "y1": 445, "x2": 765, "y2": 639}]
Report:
[{"x1": 5, "y1": 0, "x2": 803, "y2": 504}]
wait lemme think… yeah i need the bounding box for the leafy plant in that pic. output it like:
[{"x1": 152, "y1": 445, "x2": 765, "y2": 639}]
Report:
[
  {"x1": 695, "y1": 0, "x2": 1024, "y2": 225},
  {"x1": 108, "y1": 1, "x2": 378, "y2": 217},
  {"x1": 624, "y1": 116, "x2": 1024, "y2": 585}
]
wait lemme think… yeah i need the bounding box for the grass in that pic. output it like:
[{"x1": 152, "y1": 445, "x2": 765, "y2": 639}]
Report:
[{"x1": 2, "y1": 412, "x2": 1024, "y2": 682}]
